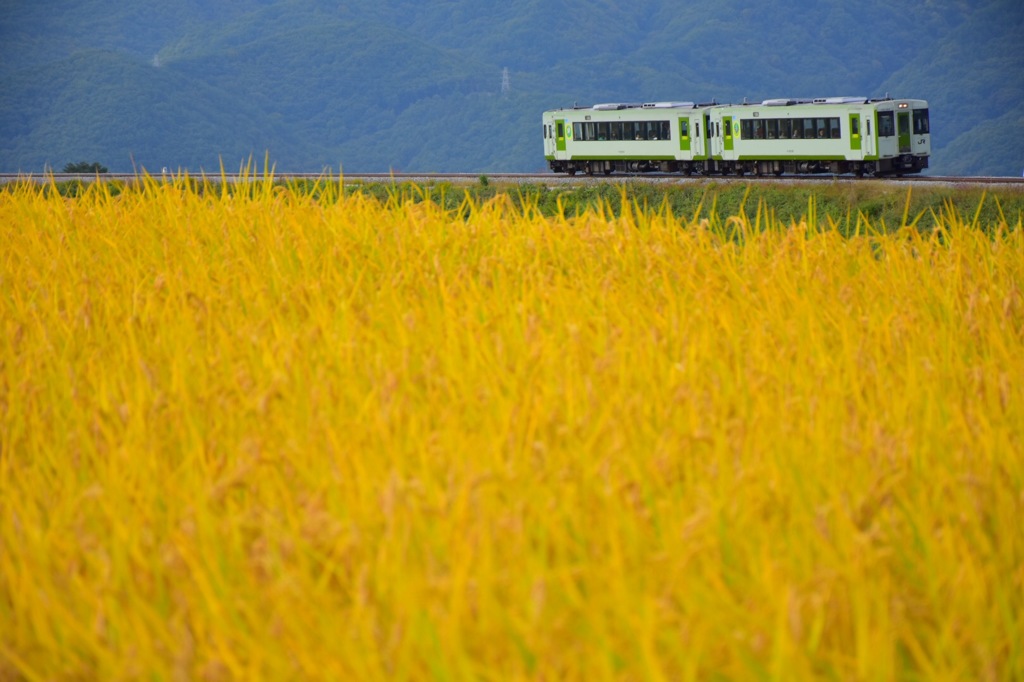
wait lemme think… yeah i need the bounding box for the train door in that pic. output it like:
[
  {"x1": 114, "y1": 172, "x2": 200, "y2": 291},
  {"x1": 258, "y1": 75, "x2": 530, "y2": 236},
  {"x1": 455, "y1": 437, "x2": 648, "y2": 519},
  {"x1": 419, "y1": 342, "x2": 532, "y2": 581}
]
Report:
[
  {"x1": 849, "y1": 114, "x2": 862, "y2": 154},
  {"x1": 704, "y1": 113, "x2": 713, "y2": 160},
  {"x1": 678, "y1": 117, "x2": 691, "y2": 153},
  {"x1": 861, "y1": 110, "x2": 876, "y2": 161},
  {"x1": 556, "y1": 119, "x2": 567, "y2": 153},
  {"x1": 692, "y1": 116, "x2": 705, "y2": 161},
  {"x1": 897, "y1": 111, "x2": 911, "y2": 153},
  {"x1": 723, "y1": 116, "x2": 734, "y2": 153}
]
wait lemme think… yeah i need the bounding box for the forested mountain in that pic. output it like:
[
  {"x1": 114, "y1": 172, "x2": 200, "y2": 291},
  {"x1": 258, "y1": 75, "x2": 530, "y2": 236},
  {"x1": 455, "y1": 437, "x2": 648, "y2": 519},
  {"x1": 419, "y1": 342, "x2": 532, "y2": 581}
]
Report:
[{"x1": 2, "y1": 0, "x2": 1022, "y2": 175}]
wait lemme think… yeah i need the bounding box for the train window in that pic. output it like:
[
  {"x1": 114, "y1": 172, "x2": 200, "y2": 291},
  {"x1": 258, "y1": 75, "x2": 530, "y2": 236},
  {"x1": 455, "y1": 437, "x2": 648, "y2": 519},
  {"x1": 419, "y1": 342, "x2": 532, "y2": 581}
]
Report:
[
  {"x1": 695, "y1": 122, "x2": 700, "y2": 138},
  {"x1": 779, "y1": 119, "x2": 791, "y2": 139},
  {"x1": 584, "y1": 122, "x2": 597, "y2": 141},
  {"x1": 680, "y1": 119, "x2": 689, "y2": 137},
  {"x1": 829, "y1": 118, "x2": 841, "y2": 139},
  {"x1": 597, "y1": 122, "x2": 609, "y2": 140},
  {"x1": 740, "y1": 120, "x2": 752, "y2": 139},
  {"x1": 766, "y1": 120, "x2": 778, "y2": 139},
  {"x1": 556, "y1": 122, "x2": 564, "y2": 138},
  {"x1": 660, "y1": 121, "x2": 671, "y2": 140},
  {"x1": 573, "y1": 122, "x2": 582, "y2": 140},
  {"x1": 913, "y1": 109, "x2": 930, "y2": 134},
  {"x1": 814, "y1": 119, "x2": 827, "y2": 139},
  {"x1": 791, "y1": 120, "x2": 804, "y2": 138},
  {"x1": 878, "y1": 112, "x2": 894, "y2": 137},
  {"x1": 610, "y1": 123, "x2": 621, "y2": 140},
  {"x1": 851, "y1": 118, "x2": 860, "y2": 136}
]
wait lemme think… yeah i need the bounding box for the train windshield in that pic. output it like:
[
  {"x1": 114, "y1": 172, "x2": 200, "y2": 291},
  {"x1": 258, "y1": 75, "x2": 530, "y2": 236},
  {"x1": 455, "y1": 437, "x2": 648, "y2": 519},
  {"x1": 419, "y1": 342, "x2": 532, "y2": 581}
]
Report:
[
  {"x1": 878, "y1": 112, "x2": 895, "y2": 137},
  {"x1": 913, "y1": 109, "x2": 930, "y2": 134}
]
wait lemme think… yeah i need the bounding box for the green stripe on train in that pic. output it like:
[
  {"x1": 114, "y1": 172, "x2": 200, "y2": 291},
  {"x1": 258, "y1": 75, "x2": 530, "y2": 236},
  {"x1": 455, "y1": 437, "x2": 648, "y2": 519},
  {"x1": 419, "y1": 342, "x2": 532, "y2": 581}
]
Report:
[
  {"x1": 568, "y1": 156, "x2": 677, "y2": 161},
  {"x1": 735, "y1": 155, "x2": 848, "y2": 161}
]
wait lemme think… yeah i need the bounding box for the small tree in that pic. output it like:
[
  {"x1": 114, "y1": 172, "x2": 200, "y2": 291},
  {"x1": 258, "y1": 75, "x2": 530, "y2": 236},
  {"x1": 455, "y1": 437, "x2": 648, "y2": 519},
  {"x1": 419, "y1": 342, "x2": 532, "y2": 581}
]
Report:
[{"x1": 63, "y1": 161, "x2": 108, "y2": 174}]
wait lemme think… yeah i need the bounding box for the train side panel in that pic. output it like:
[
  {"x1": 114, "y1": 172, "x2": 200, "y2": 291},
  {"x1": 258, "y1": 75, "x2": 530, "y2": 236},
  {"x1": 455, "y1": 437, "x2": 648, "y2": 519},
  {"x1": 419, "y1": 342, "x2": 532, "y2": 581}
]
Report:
[
  {"x1": 543, "y1": 103, "x2": 713, "y2": 175},
  {"x1": 721, "y1": 101, "x2": 865, "y2": 174}
]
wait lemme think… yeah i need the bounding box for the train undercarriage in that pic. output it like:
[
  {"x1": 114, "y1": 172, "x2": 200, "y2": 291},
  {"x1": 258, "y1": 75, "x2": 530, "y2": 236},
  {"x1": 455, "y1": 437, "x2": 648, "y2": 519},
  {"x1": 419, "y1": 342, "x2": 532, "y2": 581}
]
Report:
[{"x1": 549, "y1": 154, "x2": 928, "y2": 178}]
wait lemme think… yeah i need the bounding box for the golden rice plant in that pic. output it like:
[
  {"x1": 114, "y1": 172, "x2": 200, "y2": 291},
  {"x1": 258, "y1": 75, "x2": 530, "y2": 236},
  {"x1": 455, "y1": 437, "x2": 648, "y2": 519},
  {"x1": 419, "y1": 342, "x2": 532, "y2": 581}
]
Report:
[{"x1": 1, "y1": 175, "x2": 1022, "y2": 681}]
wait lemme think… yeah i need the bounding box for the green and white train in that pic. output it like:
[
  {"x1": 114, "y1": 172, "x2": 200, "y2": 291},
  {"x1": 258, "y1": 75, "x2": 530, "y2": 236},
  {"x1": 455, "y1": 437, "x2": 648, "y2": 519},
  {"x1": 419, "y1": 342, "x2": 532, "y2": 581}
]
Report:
[{"x1": 542, "y1": 97, "x2": 929, "y2": 177}]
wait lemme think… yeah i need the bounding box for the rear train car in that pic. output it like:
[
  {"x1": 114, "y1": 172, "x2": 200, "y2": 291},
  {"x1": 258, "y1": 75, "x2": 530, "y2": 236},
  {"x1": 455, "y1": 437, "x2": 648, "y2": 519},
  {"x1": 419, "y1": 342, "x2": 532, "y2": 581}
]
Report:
[{"x1": 542, "y1": 102, "x2": 717, "y2": 176}]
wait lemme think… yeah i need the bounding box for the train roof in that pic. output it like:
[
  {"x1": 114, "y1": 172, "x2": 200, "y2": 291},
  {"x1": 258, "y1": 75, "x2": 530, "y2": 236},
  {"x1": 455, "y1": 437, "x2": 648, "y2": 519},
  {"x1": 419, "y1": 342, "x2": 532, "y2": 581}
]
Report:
[
  {"x1": 545, "y1": 96, "x2": 924, "y2": 115},
  {"x1": 590, "y1": 101, "x2": 702, "y2": 110}
]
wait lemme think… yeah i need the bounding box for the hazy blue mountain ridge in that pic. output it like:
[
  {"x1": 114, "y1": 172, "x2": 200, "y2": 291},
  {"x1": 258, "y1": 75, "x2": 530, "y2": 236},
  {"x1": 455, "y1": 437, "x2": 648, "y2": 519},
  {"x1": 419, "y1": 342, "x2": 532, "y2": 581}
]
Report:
[{"x1": 1, "y1": 0, "x2": 1021, "y2": 174}]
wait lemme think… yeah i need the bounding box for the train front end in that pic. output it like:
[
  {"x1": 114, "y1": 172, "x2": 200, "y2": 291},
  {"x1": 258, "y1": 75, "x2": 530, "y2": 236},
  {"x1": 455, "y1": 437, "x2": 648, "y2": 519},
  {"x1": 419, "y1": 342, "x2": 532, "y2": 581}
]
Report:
[{"x1": 869, "y1": 99, "x2": 930, "y2": 175}]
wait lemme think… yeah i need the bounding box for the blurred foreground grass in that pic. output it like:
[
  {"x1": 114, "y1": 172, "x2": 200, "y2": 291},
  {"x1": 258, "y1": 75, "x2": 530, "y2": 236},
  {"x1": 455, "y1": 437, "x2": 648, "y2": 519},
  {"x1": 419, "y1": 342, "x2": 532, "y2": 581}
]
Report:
[{"x1": 2, "y1": 177, "x2": 1022, "y2": 680}]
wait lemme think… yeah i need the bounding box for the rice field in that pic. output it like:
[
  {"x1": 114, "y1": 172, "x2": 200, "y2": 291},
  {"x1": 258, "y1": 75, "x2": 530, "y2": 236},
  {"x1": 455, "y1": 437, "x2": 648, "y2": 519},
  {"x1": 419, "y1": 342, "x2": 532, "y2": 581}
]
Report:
[{"x1": 2, "y1": 176, "x2": 1022, "y2": 680}]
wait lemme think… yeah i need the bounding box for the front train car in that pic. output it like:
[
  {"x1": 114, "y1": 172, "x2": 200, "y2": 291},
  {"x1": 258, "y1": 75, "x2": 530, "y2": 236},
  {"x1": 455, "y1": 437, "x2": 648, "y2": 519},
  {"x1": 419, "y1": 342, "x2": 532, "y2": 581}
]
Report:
[{"x1": 719, "y1": 96, "x2": 931, "y2": 176}]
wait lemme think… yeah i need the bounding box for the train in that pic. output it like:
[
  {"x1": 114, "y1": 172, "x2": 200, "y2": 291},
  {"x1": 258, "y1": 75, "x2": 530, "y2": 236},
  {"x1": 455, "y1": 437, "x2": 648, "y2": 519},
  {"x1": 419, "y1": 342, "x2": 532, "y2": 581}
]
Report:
[{"x1": 542, "y1": 97, "x2": 930, "y2": 177}]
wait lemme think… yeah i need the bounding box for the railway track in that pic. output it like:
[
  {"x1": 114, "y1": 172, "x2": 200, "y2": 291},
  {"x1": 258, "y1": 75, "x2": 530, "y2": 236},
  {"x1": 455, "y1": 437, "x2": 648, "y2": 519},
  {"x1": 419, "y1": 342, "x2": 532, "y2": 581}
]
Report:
[{"x1": 1, "y1": 172, "x2": 1022, "y2": 186}]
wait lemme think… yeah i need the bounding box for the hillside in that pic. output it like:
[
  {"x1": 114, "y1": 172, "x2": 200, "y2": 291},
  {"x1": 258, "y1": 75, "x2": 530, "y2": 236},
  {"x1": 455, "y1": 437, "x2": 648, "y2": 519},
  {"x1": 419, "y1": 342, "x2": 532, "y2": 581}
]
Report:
[{"x1": 1, "y1": 0, "x2": 1022, "y2": 174}]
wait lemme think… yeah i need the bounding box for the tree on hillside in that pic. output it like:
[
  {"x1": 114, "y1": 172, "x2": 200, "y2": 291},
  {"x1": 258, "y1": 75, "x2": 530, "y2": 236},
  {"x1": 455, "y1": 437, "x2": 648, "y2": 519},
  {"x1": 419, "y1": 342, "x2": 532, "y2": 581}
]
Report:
[{"x1": 63, "y1": 161, "x2": 108, "y2": 173}]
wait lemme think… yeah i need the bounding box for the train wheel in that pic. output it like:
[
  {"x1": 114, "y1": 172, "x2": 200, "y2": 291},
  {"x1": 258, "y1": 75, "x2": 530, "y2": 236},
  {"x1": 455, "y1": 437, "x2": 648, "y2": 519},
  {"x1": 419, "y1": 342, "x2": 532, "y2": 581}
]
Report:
[{"x1": 604, "y1": 167, "x2": 613, "y2": 175}]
